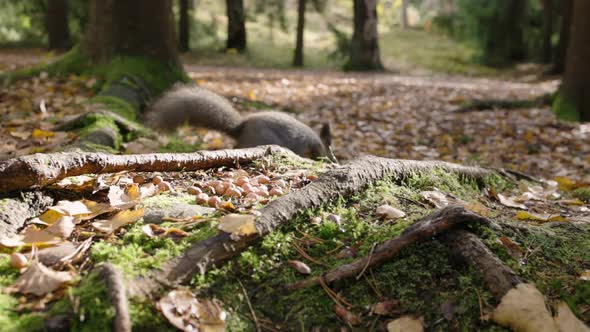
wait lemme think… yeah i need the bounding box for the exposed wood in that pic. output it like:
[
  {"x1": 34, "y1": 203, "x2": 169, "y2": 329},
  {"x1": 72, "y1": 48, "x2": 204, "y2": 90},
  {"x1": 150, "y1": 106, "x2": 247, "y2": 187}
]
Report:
[
  {"x1": 442, "y1": 229, "x2": 523, "y2": 300},
  {"x1": 286, "y1": 206, "x2": 490, "y2": 290},
  {"x1": 0, "y1": 191, "x2": 54, "y2": 238},
  {"x1": 0, "y1": 146, "x2": 297, "y2": 192},
  {"x1": 97, "y1": 263, "x2": 131, "y2": 332},
  {"x1": 129, "y1": 157, "x2": 493, "y2": 298}
]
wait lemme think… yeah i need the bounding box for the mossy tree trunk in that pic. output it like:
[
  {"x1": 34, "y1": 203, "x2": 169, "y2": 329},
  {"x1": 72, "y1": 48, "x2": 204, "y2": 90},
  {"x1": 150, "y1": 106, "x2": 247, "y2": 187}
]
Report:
[
  {"x1": 293, "y1": 0, "x2": 306, "y2": 67},
  {"x1": 554, "y1": 0, "x2": 590, "y2": 122},
  {"x1": 46, "y1": 0, "x2": 71, "y2": 50},
  {"x1": 83, "y1": 0, "x2": 179, "y2": 63},
  {"x1": 226, "y1": 0, "x2": 247, "y2": 52},
  {"x1": 346, "y1": 0, "x2": 383, "y2": 71},
  {"x1": 178, "y1": 0, "x2": 191, "y2": 52}
]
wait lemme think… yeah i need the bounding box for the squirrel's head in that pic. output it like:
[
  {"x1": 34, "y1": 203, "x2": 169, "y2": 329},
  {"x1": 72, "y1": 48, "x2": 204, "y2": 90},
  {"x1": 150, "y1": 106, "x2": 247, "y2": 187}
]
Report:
[{"x1": 308, "y1": 123, "x2": 337, "y2": 162}]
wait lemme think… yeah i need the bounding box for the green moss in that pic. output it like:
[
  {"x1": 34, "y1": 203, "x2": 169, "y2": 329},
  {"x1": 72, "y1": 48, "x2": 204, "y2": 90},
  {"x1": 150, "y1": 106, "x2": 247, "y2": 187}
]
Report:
[
  {"x1": 405, "y1": 169, "x2": 482, "y2": 197},
  {"x1": 159, "y1": 136, "x2": 203, "y2": 153},
  {"x1": 89, "y1": 95, "x2": 136, "y2": 120},
  {"x1": 76, "y1": 113, "x2": 123, "y2": 150},
  {"x1": 552, "y1": 92, "x2": 580, "y2": 122},
  {"x1": 50, "y1": 271, "x2": 115, "y2": 332},
  {"x1": 572, "y1": 187, "x2": 590, "y2": 203}
]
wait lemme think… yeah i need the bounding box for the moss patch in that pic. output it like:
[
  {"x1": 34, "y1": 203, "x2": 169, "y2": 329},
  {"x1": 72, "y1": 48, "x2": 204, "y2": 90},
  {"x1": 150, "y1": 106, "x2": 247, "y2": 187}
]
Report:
[{"x1": 552, "y1": 92, "x2": 580, "y2": 122}]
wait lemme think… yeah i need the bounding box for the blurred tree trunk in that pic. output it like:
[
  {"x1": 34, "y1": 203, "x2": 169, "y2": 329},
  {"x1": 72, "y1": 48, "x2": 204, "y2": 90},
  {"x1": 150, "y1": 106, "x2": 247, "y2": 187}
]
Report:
[
  {"x1": 293, "y1": 0, "x2": 306, "y2": 67},
  {"x1": 401, "y1": 0, "x2": 409, "y2": 29},
  {"x1": 555, "y1": 0, "x2": 590, "y2": 121},
  {"x1": 540, "y1": 0, "x2": 553, "y2": 63},
  {"x1": 226, "y1": 0, "x2": 247, "y2": 51},
  {"x1": 83, "y1": 0, "x2": 179, "y2": 64},
  {"x1": 346, "y1": 0, "x2": 383, "y2": 71},
  {"x1": 481, "y1": 0, "x2": 527, "y2": 66},
  {"x1": 46, "y1": 0, "x2": 71, "y2": 50},
  {"x1": 551, "y1": 0, "x2": 572, "y2": 74},
  {"x1": 179, "y1": 0, "x2": 191, "y2": 52}
]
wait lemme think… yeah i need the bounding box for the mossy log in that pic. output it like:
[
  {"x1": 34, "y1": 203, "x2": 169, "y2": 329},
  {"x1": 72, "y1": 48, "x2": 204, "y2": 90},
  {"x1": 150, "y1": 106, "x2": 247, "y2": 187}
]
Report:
[
  {"x1": 442, "y1": 229, "x2": 523, "y2": 300},
  {"x1": 130, "y1": 156, "x2": 494, "y2": 298},
  {"x1": 0, "y1": 146, "x2": 295, "y2": 192},
  {"x1": 286, "y1": 206, "x2": 491, "y2": 290}
]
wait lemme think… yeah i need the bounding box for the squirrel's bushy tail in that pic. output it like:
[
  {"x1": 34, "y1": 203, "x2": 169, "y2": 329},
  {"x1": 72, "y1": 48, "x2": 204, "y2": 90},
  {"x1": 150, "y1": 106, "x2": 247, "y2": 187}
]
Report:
[{"x1": 144, "y1": 84, "x2": 243, "y2": 135}]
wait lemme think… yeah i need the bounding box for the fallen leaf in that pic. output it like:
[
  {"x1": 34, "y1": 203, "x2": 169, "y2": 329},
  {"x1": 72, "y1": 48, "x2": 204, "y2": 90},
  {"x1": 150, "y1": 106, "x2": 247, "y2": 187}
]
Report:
[
  {"x1": 218, "y1": 214, "x2": 258, "y2": 239},
  {"x1": 554, "y1": 176, "x2": 575, "y2": 191},
  {"x1": 370, "y1": 299, "x2": 400, "y2": 316},
  {"x1": 45, "y1": 216, "x2": 76, "y2": 238},
  {"x1": 0, "y1": 225, "x2": 63, "y2": 248},
  {"x1": 492, "y1": 283, "x2": 558, "y2": 332},
  {"x1": 92, "y1": 209, "x2": 144, "y2": 234},
  {"x1": 386, "y1": 316, "x2": 424, "y2": 332},
  {"x1": 554, "y1": 301, "x2": 590, "y2": 332},
  {"x1": 158, "y1": 290, "x2": 226, "y2": 332},
  {"x1": 31, "y1": 128, "x2": 56, "y2": 139},
  {"x1": 39, "y1": 200, "x2": 93, "y2": 223},
  {"x1": 497, "y1": 236, "x2": 524, "y2": 260},
  {"x1": 333, "y1": 304, "x2": 361, "y2": 326},
  {"x1": 376, "y1": 205, "x2": 406, "y2": 220},
  {"x1": 440, "y1": 299, "x2": 455, "y2": 321},
  {"x1": 579, "y1": 270, "x2": 590, "y2": 281},
  {"x1": 6, "y1": 259, "x2": 74, "y2": 296},
  {"x1": 288, "y1": 260, "x2": 311, "y2": 275},
  {"x1": 515, "y1": 211, "x2": 565, "y2": 222},
  {"x1": 497, "y1": 194, "x2": 528, "y2": 210},
  {"x1": 420, "y1": 190, "x2": 453, "y2": 208}
]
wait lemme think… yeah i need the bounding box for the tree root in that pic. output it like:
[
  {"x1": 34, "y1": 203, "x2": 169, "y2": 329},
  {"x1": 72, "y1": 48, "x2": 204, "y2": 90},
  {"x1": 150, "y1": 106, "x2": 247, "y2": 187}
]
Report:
[
  {"x1": 0, "y1": 145, "x2": 297, "y2": 192},
  {"x1": 450, "y1": 94, "x2": 552, "y2": 113},
  {"x1": 442, "y1": 229, "x2": 523, "y2": 300},
  {"x1": 129, "y1": 157, "x2": 494, "y2": 298},
  {"x1": 97, "y1": 263, "x2": 132, "y2": 332},
  {"x1": 0, "y1": 191, "x2": 54, "y2": 238},
  {"x1": 286, "y1": 206, "x2": 490, "y2": 290}
]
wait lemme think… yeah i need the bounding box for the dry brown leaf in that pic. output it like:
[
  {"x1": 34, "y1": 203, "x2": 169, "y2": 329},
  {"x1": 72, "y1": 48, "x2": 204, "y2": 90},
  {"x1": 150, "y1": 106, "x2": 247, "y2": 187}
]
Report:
[
  {"x1": 497, "y1": 236, "x2": 524, "y2": 260},
  {"x1": 333, "y1": 304, "x2": 361, "y2": 326},
  {"x1": 158, "y1": 290, "x2": 226, "y2": 332},
  {"x1": 420, "y1": 190, "x2": 453, "y2": 208},
  {"x1": 497, "y1": 194, "x2": 528, "y2": 210},
  {"x1": 554, "y1": 301, "x2": 590, "y2": 331},
  {"x1": 386, "y1": 316, "x2": 424, "y2": 332},
  {"x1": 370, "y1": 299, "x2": 400, "y2": 316},
  {"x1": 492, "y1": 283, "x2": 558, "y2": 332},
  {"x1": 5, "y1": 259, "x2": 74, "y2": 296},
  {"x1": 92, "y1": 209, "x2": 144, "y2": 234}
]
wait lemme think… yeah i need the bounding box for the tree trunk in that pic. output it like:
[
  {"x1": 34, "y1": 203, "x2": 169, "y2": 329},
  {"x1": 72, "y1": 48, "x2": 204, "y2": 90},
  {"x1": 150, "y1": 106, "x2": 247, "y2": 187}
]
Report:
[
  {"x1": 293, "y1": 0, "x2": 306, "y2": 67},
  {"x1": 552, "y1": 0, "x2": 573, "y2": 74},
  {"x1": 346, "y1": 0, "x2": 383, "y2": 71},
  {"x1": 46, "y1": 0, "x2": 71, "y2": 50},
  {"x1": 83, "y1": 0, "x2": 179, "y2": 63},
  {"x1": 179, "y1": 0, "x2": 191, "y2": 52},
  {"x1": 556, "y1": 0, "x2": 590, "y2": 122},
  {"x1": 226, "y1": 0, "x2": 247, "y2": 51},
  {"x1": 541, "y1": 0, "x2": 553, "y2": 63},
  {"x1": 401, "y1": 0, "x2": 409, "y2": 29},
  {"x1": 482, "y1": 0, "x2": 527, "y2": 66}
]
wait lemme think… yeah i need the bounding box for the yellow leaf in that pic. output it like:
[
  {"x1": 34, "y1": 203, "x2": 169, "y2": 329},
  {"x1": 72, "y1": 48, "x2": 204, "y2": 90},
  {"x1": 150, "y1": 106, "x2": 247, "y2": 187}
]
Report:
[
  {"x1": 247, "y1": 91, "x2": 257, "y2": 101},
  {"x1": 515, "y1": 211, "x2": 565, "y2": 222},
  {"x1": 0, "y1": 225, "x2": 63, "y2": 248},
  {"x1": 554, "y1": 176, "x2": 575, "y2": 191},
  {"x1": 32, "y1": 128, "x2": 56, "y2": 139},
  {"x1": 218, "y1": 214, "x2": 258, "y2": 239},
  {"x1": 92, "y1": 208, "x2": 144, "y2": 234}
]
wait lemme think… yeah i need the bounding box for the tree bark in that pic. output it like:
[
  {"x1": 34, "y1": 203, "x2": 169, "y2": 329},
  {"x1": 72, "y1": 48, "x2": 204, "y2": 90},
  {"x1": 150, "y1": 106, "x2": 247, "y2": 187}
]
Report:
[
  {"x1": 83, "y1": 0, "x2": 179, "y2": 63},
  {"x1": 293, "y1": 0, "x2": 306, "y2": 67},
  {"x1": 558, "y1": 0, "x2": 590, "y2": 121},
  {"x1": 401, "y1": 0, "x2": 409, "y2": 29},
  {"x1": 541, "y1": 0, "x2": 553, "y2": 64},
  {"x1": 552, "y1": 0, "x2": 573, "y2": 74},
  {"x1": 346, "y1": 0, "x2": 384, "y2": 71},
  {"x1": 226, "y1": 0, "x2": 247, "y2": 51},
  {"x1": 482, "y1": 0, "x2": 527, "y2": 66},
  {"x1": 46, "y1": 0, "x2": 71, "y2": 50},
  {"x1": 179, "y1": 0, "x2": 191, "y2": 52}
]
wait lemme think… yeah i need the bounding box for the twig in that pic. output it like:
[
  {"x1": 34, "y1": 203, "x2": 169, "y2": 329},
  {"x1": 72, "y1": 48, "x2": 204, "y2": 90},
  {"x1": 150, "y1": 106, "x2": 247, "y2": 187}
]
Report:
[
  {"x1": 356, "y1": 243, "x2": 377, "y2": 280},
  {"x1": 237, "y1": 279, "x2": 260, "y2": 332}
]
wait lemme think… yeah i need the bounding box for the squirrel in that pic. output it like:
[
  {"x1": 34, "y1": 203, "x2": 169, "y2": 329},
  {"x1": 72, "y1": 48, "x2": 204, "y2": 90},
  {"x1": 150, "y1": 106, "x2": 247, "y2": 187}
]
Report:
[{"x1": 145, "y1": 84, "x2": 335, "y2": 160}]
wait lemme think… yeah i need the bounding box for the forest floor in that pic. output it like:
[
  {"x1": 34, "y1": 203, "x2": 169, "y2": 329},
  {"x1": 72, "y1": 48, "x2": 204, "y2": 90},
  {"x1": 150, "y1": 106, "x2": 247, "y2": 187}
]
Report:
[{"x1": 1, "y1": 49, "x2": 589, "y2": 331}]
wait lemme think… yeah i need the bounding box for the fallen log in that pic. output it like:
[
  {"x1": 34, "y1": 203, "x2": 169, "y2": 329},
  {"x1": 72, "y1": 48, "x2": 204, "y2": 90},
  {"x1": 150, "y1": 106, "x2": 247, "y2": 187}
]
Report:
[
  {"x1": 0, "y1": 145, "x2": 296, "y2": 192},
  {"x1": 286, "y1": 206, "x2": 490, "y2": 290},
  {"x1": 130, "y1": 157, "x2": 494, "y2": 298},
  {"x1": 441, "y1": 229, "x2": 523, "y2": 300}
]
